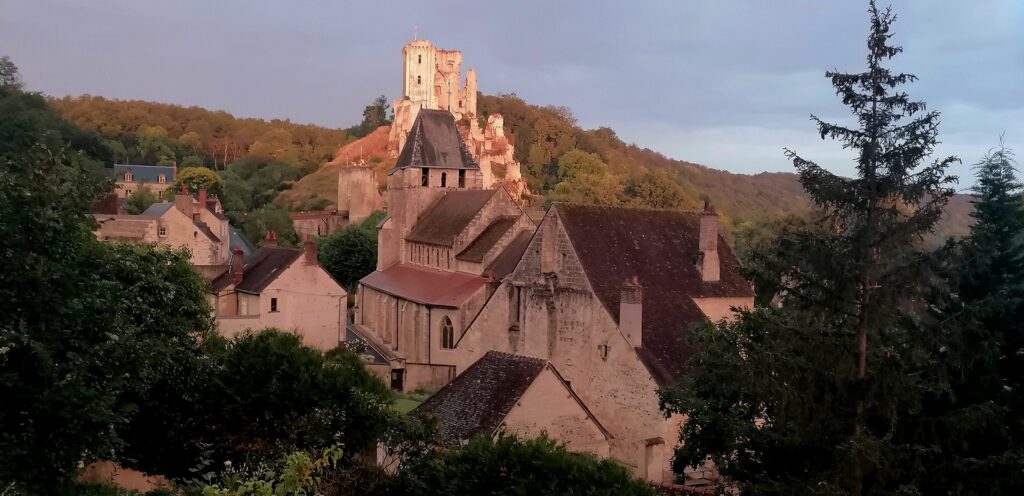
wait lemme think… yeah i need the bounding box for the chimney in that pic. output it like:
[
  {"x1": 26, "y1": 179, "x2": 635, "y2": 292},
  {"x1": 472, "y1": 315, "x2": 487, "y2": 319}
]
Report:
[
  {"x1": 171, "y1": 161, "x2": 178, "y2": 180},
  {"x1": 699, "y1": 201, "x2": 720, "y2": 282},
  {"x1": 263, "y1": 231, "x2": 278, "y2": 247},
  {"x1": 197, "y1": 188, "x2": 207, "y2": 212},
  {"x1": 303, "y1": 237, "x2": 318, "y2": 266},
  {"x1": 174, "y1": 182, "x2": 193, "y2": 218},
  {"x1": 620, "y1": 276, "x2": 643, "y2": 348},
  {"x1": 231, "y1": 246, "x2": 244, "y2": 284}
]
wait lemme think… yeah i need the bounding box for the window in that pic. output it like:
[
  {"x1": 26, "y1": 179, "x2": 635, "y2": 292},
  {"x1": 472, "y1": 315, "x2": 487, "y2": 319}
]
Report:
[
  {"x1": 124, "y1": 171, "x2": 133, "y2": 182},
  {"x1": 440, "y1": 172, "x2": 447, "y2": 187},
  {"x1": 441, "y1": 316, "x2": 455, "y2": 349},
  {"x1": 417, "y1": 75, "x2": 422, "y2": 85},
  {"x1": 270, "y1": 297, "x2": 278, "y2": 312},
  {"x1": 421, "y1": 167, "x2": 429, "y2": 186},
  {"x1": 598, "y1": 344, "x2": 609, "y2": 361},
  {"x1": 158, "y1": 174, "x2": 166, "y2": 184},
  {"x1": 458, "y1": 169, "x2": 466, "y2": 188},
  {"x1": 125, "y1": 189, "x2": 133, "y2": 195},
  {"x1": 417, "y1": 54, "x2": 422, "y2": 64},
  {"x1": 158, "y1": 226, "x2": 167, "y2": 237}
]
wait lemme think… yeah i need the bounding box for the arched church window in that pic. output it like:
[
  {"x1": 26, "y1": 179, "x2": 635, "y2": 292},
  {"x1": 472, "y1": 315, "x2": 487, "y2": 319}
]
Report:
[
  {"x1": 440, "y1": 172, "x2": 447, "y2": 187},
  {"x1": 441, "y1": 316, "x2": 455, "y2": 349}
]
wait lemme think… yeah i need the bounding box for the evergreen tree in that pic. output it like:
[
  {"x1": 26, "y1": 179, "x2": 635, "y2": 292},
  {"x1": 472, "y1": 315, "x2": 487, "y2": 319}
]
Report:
[{"x1": 661, "y1": 3, "x2": 958, "y2": 494}]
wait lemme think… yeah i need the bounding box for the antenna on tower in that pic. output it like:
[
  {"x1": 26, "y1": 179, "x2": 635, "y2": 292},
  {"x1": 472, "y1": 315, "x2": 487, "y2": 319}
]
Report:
[{"x1": 413, "y1": 26, "x2": 418, "y2": 40}]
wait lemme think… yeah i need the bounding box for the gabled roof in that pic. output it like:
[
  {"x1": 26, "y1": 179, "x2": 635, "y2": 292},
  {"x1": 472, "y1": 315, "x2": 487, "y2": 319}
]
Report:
[
  {"x1": 141, "y1": 203, "x2": 174, "y2": 217},
  {"x1": 405, "y1": 189, "x2": 496, "y2": 246},
  {"x1": 359, "y1": 264, "x2": 487, "y2": 308},
  {"x1": 111, "y1": 164, "x2": 176, "y2": 183},
  {"x1": 393, "y1": 109, "x2": 479, "y2": 172},
  {"x1": 554, "y1": 204, "x2": 754, "y2": 386},
  {"x1": 456, "y1": 216, "x2": 519, "y2": 263},
  {"x1": 485, "y1": 230, "x2": 532, "y2": 280},
  {"x1": 413, "y1": 351, "x2": 611, "y2": 446},
  {"x1": 210, "y1": 246, "x2": 301, "y2": 294}
]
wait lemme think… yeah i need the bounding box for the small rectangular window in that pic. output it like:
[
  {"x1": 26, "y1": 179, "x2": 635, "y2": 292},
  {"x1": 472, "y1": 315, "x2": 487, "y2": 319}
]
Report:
[
  {"x1": 271, "y1": 297, "x2": 278, "y2": 312},
  {"x1": 458, "y1": 169, "x2": 466, "y2": 188},
  {"x1": 158, "y1": 226, "x2": 167, "y2": 237},
  {"x1": 421, "y1": 168, "x2": 429, "y2": 186}
]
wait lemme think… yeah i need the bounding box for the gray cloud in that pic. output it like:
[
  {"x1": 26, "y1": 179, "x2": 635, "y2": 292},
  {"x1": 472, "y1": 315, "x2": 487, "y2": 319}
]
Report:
[{"x1": 1, "y1": 0, "x2": 1020, "y2": 184}]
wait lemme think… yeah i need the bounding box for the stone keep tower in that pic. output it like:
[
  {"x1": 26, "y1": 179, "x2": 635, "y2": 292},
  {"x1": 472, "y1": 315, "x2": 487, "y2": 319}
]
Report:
[{"x1": 337, "y1": 166, "x2": 377, "y2": 226}]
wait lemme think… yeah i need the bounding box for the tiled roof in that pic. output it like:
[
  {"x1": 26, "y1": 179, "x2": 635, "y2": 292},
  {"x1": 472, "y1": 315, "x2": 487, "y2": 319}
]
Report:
[
  {"x1": 405, "y1": 190, "x2": 496, "y2": 246},
  {"x1": 111, "y1": 164, "x2": 175, "y2": 183},
  {"x1": 413, "y1": 351, "x2": 547, "y2": 446},
  {"x1": 485, "y1": 230, "x2": 533, "y2": 280},
  {"x1": 555, "y1": 204, "x2": 754, "y2": 386},
  {"x1": 456, "y1": 216, "x2": 519, "y2": 263},
  {"x1": 359, "y1": 264, "x2": 487, "y2": 308},
  {"x1": 210, "y1": 246, "x2": 301, "y2": 294},
  {"x1": 393, "y1": 109, "x2": 479, "y2": 171}
]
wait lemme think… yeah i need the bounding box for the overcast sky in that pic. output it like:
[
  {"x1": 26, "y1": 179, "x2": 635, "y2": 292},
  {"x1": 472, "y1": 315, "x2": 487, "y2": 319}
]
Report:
[{"x1": 3, "y1": 0, "x2": 1021, "y2": 188}]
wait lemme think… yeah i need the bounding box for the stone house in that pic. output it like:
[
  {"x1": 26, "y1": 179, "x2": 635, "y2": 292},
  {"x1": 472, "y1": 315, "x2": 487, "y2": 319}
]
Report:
[
  {"x1": 453, "y1": 203, "x2": 755, "y2": 483},
  {"x1": 110, "y1": 164, "x2": 176, "y2": 199},
  {"x1": 413, "y1": 351, "x2": 611, "y2": 457},
  {"x1": 93, "y1": 187, "x2": 230, "y2": 274},
  {"x1": 353, "y1": 109, "x2": 534, "y2": 391},
  {"x1": 209, "y1": 236, "x2": 347, "y2": 351}
]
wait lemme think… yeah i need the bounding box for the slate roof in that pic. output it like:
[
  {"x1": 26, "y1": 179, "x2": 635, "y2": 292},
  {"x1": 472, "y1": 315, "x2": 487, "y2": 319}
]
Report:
[
  {"x1": 456, "y1": 216, "x2": 519, "y2": 262},
  {"x1": 210, "y1": 246, "x2": 301, "y2": 294},
  {"x1": 485, "y1": 230, "x2": 533, "y2": 280},
  {"x1": 413, "y1": 352, "x2": 547, "y2": 446},
  {"x1": 229, "y1": 227, "x2": 255, "y2": 259},
  {"x1": 141, "y1": 203, "x2": 174, "y2": 217},
  {"x1": 393, "y1": 109, "x2": 479, "y2": 172},
  {"x1": 359, "y1": 264, "x2": 487, "y2": 308},
  {"x1": 405, "y1": 190, "x2": 496, "y2": 246},
  {"x1": 111, "y1": 164, "x2": 176, "y2": 183},
  {"x1": 554, "y1": 204, "x2": 754, "y2": 386}
]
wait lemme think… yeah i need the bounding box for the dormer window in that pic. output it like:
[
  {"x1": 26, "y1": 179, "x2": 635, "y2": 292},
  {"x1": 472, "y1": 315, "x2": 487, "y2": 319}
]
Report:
[
  {"x1": 123, "y1": 171, "x2": 133, "y2": 182},
  {"x1": 158, "y1": 174, "x2": 166, "y2": 184}
]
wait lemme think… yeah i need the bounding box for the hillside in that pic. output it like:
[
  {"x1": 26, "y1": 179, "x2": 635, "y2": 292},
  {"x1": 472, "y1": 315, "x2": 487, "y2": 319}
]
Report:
[{"x1": 274, "y1": 126, "x2": 393, "y2": 210}]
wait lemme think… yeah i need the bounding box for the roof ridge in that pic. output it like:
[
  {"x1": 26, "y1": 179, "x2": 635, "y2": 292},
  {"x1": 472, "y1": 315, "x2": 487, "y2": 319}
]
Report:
[{"x1": 556, "y1": 202, "x2": 704, "y2": 215}]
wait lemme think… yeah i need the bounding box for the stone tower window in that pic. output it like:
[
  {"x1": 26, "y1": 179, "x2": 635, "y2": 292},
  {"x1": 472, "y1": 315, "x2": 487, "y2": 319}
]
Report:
[
  {"x1": 417, "y1": 75, "x2": 422, "y2": 85},
  {"x1": 421, "y1": 168, "x2": 429, "y2": 186},
  {"x1": 440, "y1": 172, "x2": 447, "y2": 187},
  {"x1": 418, "y1": 54, "x2": 422, "y2": 64},
  {"x1": 458, "y1": 169, "x2": 466, "y2": 188},
  {"x1": 441, "y1": 316, "x2": 455, "y2": 349}
]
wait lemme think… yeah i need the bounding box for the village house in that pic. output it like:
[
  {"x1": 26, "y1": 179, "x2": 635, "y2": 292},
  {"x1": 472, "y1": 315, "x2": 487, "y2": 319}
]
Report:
[
  {"x1": 452, "y1": 202, "x2": 755, "y2": 484},
  {"x1": 110, "y1": 163, "x2": 177, "y2": 199},
  {"x1": 351, "y1": 108, "x2": 534, "y2": 391},
  {"x1": 93, "y1": 186, "x2": 230, "y2": 276},
  {"x1": 412, "y1": 351, "x2": 612, "y2": 457},
  {"x1": 209, "y1": 234, "x2": 347, "y2": 351}
]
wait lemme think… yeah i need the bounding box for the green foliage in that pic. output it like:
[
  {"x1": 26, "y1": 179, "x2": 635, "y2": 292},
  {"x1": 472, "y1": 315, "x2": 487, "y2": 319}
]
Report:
[
  {"x1": 555, "y1": 150, "x2": 608, "y2": 182},
  {"x1": 235, "y1": 204, "x2": 297, "y2": 247},
  {"x1": 348, "y1": 95, "x2": 392, "y2": 139},
  {"x1": 171, "y1": 167, "x2": 225, "y2": 197},
  {"x1": 124, "y1": 186, "x2": 160, "y2": 214},
  {"x1": 50, "y1": 95, "x2": 350, "y2": 170},
  {"x1": 318, "y1": 214, "x2": 382, "y2": 290},
  {"x1": 624, "y1": 169, "x2": 693, "y2": 209},
  {"x1": 65, "y1": 482, "x2": 143, "y2": 496},
  {"x1": 201, "y1": 446, "x2": 343, "y2": 496},
  {"x1": 220, "y1": 156, "x2": 304, "y2": 212},
  {"x1": 378, "y1": 434, "x2": 653, "y2": 496},
  {"x1": 662, "y1": 4, "x2": 961, "y2": 494},
  {"x1": 0, "y1": 55, "x2": 23, "y2": 89}
]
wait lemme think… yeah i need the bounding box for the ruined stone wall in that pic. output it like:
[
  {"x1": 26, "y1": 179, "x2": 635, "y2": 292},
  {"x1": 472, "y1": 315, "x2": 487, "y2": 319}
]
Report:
[
  {"x1": 501, "y1": 367, "x2": 610, "y2": 458},
  {"x1": 338, "y1": 166, "x2": 378, "y2": 225}
]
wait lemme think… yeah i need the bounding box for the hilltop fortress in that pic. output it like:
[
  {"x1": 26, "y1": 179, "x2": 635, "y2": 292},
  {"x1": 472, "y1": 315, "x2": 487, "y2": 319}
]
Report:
[{"x1": 387, "y1": 39, "x2": 527, "y2": 197}]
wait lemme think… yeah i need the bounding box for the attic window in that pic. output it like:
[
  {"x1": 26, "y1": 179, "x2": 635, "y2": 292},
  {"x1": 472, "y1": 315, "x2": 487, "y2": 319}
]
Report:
[
  {"x1": 441, "y1": 317, "x2": 455, "y2": 349},
  {"x1": 123, "y1": 172, "x2": 133, "y2": 182},
  {"x1": 458, "y1": 169, "x2": 466, "y2": 188},
  {"x1": 421, "y1": 168, "x2": 429, "y2": 186}
]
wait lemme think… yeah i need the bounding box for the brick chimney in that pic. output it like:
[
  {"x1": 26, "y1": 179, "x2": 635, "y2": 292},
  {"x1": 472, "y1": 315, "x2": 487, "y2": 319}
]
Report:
[
  {"x1": 197, "y1": 188, "x2": 207, "y2": 212},
  {"x1": 174, "y1": 182, "x2": 193, "y2": 218},
  {"x1": 698, "y1": 202, "x2": 720, "y2": 282},
  {"x1": 231, "y1": 246, "x2": 244, "y2": 284},
  {"x1": 304, "y1": 237, "x2": 318, "y2": 266},
  {"x1": 620, "y1": 276, "x2": 642, "y2": 348},
  {"x1": 263, "y1": 231, "x2": 278, "y2": 247}
]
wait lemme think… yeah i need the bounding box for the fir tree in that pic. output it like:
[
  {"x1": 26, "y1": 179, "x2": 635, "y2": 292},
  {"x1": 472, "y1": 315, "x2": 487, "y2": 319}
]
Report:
[{"x1": 661, "y1": 3, "x2": 959, "y2": 494}]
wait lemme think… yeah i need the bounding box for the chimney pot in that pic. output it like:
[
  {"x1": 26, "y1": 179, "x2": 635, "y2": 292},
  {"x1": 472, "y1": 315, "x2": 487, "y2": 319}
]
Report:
[
  {"x1": 620, "y1": 277, "x2": 643, "y2": 348},
  {"x1": 699, "y1": 205, "x2": 720, "y2": 282},
  {"x1": 263, "y1": 231, "x2": 278, "y2": 247}
]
